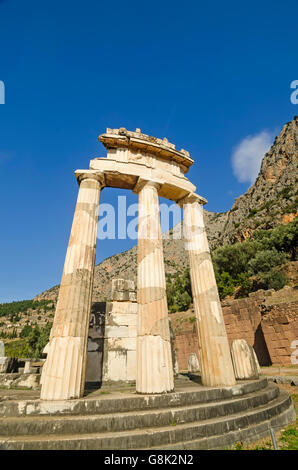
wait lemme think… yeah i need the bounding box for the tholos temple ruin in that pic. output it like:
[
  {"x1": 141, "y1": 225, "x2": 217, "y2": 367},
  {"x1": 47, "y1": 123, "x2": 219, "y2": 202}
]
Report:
[{"x1": 41, "y1": 127, "x2": 237, "y2": 400}]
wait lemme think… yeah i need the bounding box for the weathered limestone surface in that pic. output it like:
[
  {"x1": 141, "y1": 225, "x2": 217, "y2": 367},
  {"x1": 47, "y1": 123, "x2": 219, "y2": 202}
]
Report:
[
  {"x1": 181, "y1": 195, "x2": 236, "y2": 387},
  {"x1": 0, "y1": 343, "x2": 18, "y2": 374},
  {"x1": 40, "y1": 172, "x2": 104, "y2": 400},
  {"x1": 231, "y1": 339, "x2": 259, "y2": 380},
  {"x1": 136, "y1": 181, "x2": 174, "y2": 393},
  {"x1": 0, "y1": 358, "x2": 12, "y2": 374},
  {"x1": 102, "y1": 279, "x2": 138, "y2": 382},
  {"x1": 188, "y1": 353, "x2": 200, "y2": 373},
  {"x1": 252, "y1": 348, "x2": 262, "y2": 375},
  {"x1": 111, "y1": 279, "x2": 136, "y2": 302}
]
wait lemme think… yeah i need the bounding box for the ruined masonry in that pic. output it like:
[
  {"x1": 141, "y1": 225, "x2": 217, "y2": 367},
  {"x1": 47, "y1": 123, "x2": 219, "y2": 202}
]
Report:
[
  {"x1": 40, "y1": 128, "x2": 236, "y2": 400},
  {"x1": 102, "y1": 279, "x2": 138, "y2": 383}
]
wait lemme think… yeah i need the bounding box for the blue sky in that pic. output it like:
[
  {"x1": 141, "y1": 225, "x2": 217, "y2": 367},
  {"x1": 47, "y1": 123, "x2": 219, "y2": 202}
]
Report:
[{"x1": 0, "y1": 0, "x2": 297, "y2": 302}]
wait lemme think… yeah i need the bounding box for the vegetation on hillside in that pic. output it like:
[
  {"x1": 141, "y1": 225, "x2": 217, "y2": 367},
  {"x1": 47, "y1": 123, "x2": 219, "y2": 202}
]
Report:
[
  {"x1": 0, "y1": 299, "x2": 54, "y2": 357},
  {"x1": 166, "y1": 219, "x2": 297, "y2": 312},
  {"x1": 4, "y1": 323, "x2": 52, "y2": 358},
  {"x1": 0, "y1": 299, "x2": 54, "y2": 320}
]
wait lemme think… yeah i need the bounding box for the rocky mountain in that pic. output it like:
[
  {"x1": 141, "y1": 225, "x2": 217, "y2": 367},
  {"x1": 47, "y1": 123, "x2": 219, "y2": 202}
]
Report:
[
  {"x1": 35, "y1": 116, "x2": 297, "y2": 303},
  {"x1": 218, "y1": 115, "x2": 297, "y2": 244}
]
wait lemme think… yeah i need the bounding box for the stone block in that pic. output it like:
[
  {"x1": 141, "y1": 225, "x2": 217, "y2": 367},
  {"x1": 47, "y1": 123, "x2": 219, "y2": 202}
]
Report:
[
  {"x1": 276, "y1": 315, "x2": 289, "y2": 325},
  {"x1": 109, "y1": 313, "x2": 137, "y2": 327},
  {"x1": 276, "y1": 348, "x2": 288, "y2": 356},
  {"x1": 112, "y1": 278, "x2": 135, "y2": 293},
  {"x1": 187, "y1": 353, "x2": 200, "y2": 373},
  {"x1": 0, "y1": 357, "x2": 18, "y2": 374},
  {"x1": 126, "y1": 350, "x2": 137, "y2": 381},
  {"x1": 279, "y1": 339, "x2": 290, "y2": 348},
  {"x1": 24, "y1": 361, "x2": 32, "y2": 374},
  {"x1": 104, "y1": 350, "x2": 127, "y2": 382},
  {"x1": 231, "y1": 339, "x2": 259, "y2": 380},
  {"x1": 128, "y1": 326, "x2": 137, "y2": 338},
  {"x1": 111, "y1": 279, "x2": 136, "y2": 302},
  {"x1": 112, "y1": 291, "x2": 137, "y2": 302},
  {"x1": 105, "y1": 325, "x2": 130, "y2": 338},
  {"x1": 108, "y1": 301, "x2": 138, "y2": 316},
  {"x1": 107, "y1": 337, "x2": 136, "y2": 351}
]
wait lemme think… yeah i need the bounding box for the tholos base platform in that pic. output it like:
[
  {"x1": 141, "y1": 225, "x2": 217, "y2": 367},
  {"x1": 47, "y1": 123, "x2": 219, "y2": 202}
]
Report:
[{"x1": 0, "y1": 377, "x2": 295, "y2": 450}]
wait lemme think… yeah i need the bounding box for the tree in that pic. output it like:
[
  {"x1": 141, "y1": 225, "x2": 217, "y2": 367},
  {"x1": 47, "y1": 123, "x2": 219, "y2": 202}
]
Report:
[
  {"x1": 20, "y1": 325, "x2": 33, "y2": 338},
  {"x1": 260, "y1": 270, "x2": 287, "y2": 291},
  {"x1": 166, "y1": 270, "x2": 192, "y2": 312},
  {"x1": 248, "y1": 249, "x2": 286, "y2": 274},
  {"x1": 215, "y1": 272, "x2": 235, "y2": 299}
]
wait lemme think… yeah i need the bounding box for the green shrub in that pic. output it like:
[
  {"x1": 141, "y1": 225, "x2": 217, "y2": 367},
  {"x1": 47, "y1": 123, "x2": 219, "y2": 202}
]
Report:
[
  {"x1": 212, "y1": 240, "x2": 259, "y2": 277},
  {"x1": 247, "y1": 208, "x2": 259, "y2": 218},
  {"x1": 252, "y1": 218, "x2": 297, "y2": 260},
  {"x1": 5, "y1": 323, "x2": 52, "y2": 358},
  {"x1": 235, "y1": 273, "x2": 253, "y2": 298},
  {"x1": 4, "y1": 339, "x2": 27, "y2": 357},
  {"x1": 215, "y1": 272, "x2": 235, "y2": 299},
  {"x1": 167, "y1": 270, "x2": 192, "y2": 313},
  {"x1": 19, "y1": 325, "x2": 33, "y2": 338},
  {"x1": 259, "y1": 270, "x2": 287, "y2": 291},
  {"x1": 248, "y1": 249, "x2": 286, "y2": 274}
]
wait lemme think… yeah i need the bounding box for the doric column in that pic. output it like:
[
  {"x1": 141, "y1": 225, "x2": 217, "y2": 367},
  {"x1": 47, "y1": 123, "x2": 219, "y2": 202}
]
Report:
[
  {"x1": 180, "y1": 194, "x2": 236, "y2": 387},
  {"x1": 135, "y1": 180, "x2": 174, "y2": 394},
  {"x1": 40, "y1": 171, "x2": 104, "y2": 400}
]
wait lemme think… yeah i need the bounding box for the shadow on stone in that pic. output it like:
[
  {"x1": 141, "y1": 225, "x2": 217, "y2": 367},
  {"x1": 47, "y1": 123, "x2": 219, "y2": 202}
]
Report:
[{"x1": 253, "y1": 323, "x2": 272, "y2": 367}]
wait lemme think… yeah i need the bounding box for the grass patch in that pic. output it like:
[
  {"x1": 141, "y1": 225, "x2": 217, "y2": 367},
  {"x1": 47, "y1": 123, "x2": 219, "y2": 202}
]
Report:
[{"x1": 229, "y1": 390, "x2": 298, "y2": 450}]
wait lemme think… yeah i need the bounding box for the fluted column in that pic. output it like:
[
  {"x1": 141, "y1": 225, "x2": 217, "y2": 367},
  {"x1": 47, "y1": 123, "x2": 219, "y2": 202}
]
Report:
[
  {"x1": 40, "y1": 171, "x2": 104, "y2": 400},
  {"x1": 181, "y1": 194, "x2": 236, "y2": 387},
  {"x1": 136, "y1": 180, "x2": 174, "y2": 394}
]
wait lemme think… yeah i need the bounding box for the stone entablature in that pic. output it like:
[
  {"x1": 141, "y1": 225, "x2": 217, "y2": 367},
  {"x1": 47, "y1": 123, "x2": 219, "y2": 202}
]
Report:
[
  {"x1": 88, "y1": 128, "x2": 203, "y2": 203},
  {"x1": 99, "y1": 127, "x2": 193, "y2": 173}
]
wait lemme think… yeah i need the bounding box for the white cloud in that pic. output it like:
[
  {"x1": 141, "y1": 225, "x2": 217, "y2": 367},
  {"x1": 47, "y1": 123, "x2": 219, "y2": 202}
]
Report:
[{"x1": 231, "y1": 130, "x2": 274, "y2": 184}]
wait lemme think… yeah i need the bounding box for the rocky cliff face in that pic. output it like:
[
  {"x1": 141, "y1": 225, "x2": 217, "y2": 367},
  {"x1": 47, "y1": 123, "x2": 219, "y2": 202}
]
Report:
[
  {"x1": 218, "y1": 116, "x2": 297, "y2": 245},
  {"x1": 35, "y1": 116, "x2": 297, "y2": 302}
]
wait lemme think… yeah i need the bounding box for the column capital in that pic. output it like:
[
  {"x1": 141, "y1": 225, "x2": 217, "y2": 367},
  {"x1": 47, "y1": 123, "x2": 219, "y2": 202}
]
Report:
[
  {"x1": 75, "y1": 170, "x2": 105, "y2": 186},
  {"x1": 133, "y1": 177, "x2": 162, "y2": 194},
  {"x1": 177, "y1": 192, "x2": 208, "y2": 207}
]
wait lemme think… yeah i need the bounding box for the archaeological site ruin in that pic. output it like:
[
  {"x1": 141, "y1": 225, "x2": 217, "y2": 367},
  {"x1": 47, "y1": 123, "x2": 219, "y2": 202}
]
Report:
[
  {"x1": 0, "y1": 128, "x2": 296, "y2": 450},
  {"x1": 40, "y1": 127, "x2": 236, "y2": 400}
]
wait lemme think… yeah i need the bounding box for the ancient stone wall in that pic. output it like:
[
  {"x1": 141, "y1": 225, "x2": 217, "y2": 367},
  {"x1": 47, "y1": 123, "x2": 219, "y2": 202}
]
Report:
[
  {"x1": 172, "y1": 287, "x2": 298, "y2": 370},
  {"x1": 261, "y1": 300, "x2": 298, "y2": 365},
  {"x1": 174, "y1": 332, "x2": 199, "y2": 371},
  {"x1": 222, "y1": 291, "x2": 272, "y2": 366},
  {"x1": 85, "y1": 286, "x2": 298, "y2": 380}
]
